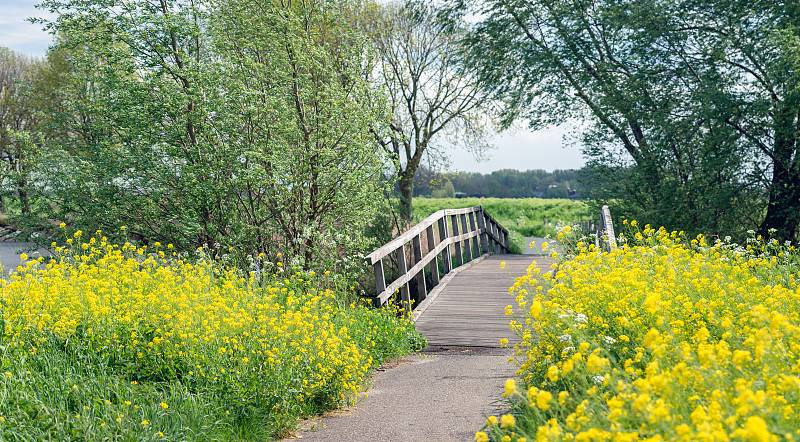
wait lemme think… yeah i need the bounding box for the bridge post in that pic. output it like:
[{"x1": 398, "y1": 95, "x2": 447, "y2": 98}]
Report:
[
  {"x1": 491, "y1": 221, "x2": 499, "y2": 254},
  {"x1": 476, "y1": 208, "x2": 489, "y2": 255},
  {"x1": 412, "y1": 234, "x2": 427, "y2": 302},
  {"x1": 600, "y1": 205, "x2": 617, "y2": 252},
  {"x1": 426, "y1": 224, "x2": 440, "y2": 286},
  {"x1": 468, "y1": 211, "x2": 480, "y2": 256},
  {"x1": 395, "y1": 245, "x2": 412, "y2": 310},
  {"x1": 503, "y1": 230, "x2": 510, "y2": 254},
  {"x1": 438, "y1": 217, "x2": 452, "y2": 273},
  {"x1": 372, "y1": 259, "x2": 385, "y2": 308},
  {"x1": 451, "y1": 214, "x2": 464, "y2": 267},
  {"x1": 460, "y1": 213, "x2": 473, "y2": 262},
  {"x1": 485, "y1": 215, "x2": 494, "y2": 254},
  {"x1": 494, "y1": 223, "x2": 502, "y2": 254}
]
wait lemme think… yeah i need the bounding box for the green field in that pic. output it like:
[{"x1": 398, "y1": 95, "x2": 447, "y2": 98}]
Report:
[{"x1": 413, "y1": 198, "x2": 591, "y2": 253}]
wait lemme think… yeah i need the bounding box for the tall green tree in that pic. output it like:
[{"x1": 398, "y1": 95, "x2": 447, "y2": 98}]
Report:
[
  {"x1": 36, "y1": 0, "x2": 387, "y2": 267},
  {"x1": 670, "y1": 0, "x2": 800, "y2": 239},
  {"x1": 446, "y1": 0, "x2": 795, "y2": 240}
]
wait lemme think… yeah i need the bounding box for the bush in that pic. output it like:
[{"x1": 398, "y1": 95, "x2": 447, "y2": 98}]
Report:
[
  {"x1": 479, "y1": 224, "x2": 800, "y2": 441},
  {"x1": 0, "y1": 231, "x2": 423, "y2": 440}
]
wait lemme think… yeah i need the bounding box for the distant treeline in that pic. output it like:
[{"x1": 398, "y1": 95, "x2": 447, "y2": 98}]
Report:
[{"x1": 411, "y1": 166, "x2": 587, "y2": 199}]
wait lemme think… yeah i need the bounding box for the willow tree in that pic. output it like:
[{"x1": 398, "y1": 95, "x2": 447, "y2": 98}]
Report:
[{"x1": 445, "y1": 0, "x2": 796, "y2": 239}]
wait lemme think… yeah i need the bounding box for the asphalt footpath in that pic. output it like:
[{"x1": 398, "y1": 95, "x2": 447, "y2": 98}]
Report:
[
  {"x1": 522, "y1": 236, "x2": 563, "y2": 255},
  {"x1": 292, "y1": 346, "x2": 516, "y2": 441},
  {"x1": 291, "y1": 248, "x2": 553, "y2": 441},
  {"x1": 0, "y1": 241, "x2": 50, "y2": 273}
]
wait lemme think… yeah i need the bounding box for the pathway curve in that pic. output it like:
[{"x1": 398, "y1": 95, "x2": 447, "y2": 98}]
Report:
[{"x1": 292, "y1": 255, "x2": 555, "y2": 441}]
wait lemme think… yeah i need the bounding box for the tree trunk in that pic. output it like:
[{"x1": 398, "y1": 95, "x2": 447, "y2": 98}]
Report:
[
  {"x1": 758, "y1": 104, "x2": 800, "y2": 242},
  {"x1": 759, "y1": 167, "x2": 800, "y2": 242},
  {"x1": 17, "y1": 180, "x2": 29, "y2": 215},
  {"x1": 398, "y1": 173, "x2": 414, "y2": 220}
]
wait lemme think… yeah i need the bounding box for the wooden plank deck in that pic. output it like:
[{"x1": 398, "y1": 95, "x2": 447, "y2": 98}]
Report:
[{"x1": 414, "y1": 255, "x2": 556, "y2": 347}]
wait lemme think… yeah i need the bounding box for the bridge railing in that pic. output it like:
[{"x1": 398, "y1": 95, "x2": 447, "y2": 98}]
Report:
[
  {"x1": 366, "y1": 206, "x2": 511, "y2": 309},
  {"x1": 595, "y1": 205, "x2": 617, "y2": 252}
]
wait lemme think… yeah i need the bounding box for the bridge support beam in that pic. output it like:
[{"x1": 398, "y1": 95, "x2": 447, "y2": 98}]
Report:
[
  {"x1": 412, "y1": 234, "x2": 427, "y2": 303},
  {"x1": 372, "y1": 259, "x2": 385, "y2": 308},
  {"x1": 476, "y1": 209, "x2": 489, "y2": 255},
  {"x1": 395, "y1": 245, "x2": 411, "y2": 310},
  {"x1": 438, "y1": 217, "x2": 452, "y2": 274},
  {"x1": 426, "y1": 224, "x2": 440, "y2": 286},
  {"x1": 460, "y1": 213, "x2": 472, "y2": 262},
  {"x1": 451, "y1": 214, "x2": 464, "y2": 267},
  {"x1": 468, "y1": 211, "x2": 480, "y2": 257}
]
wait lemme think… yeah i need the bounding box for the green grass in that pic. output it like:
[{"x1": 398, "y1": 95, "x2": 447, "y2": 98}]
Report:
[{"x1": 413, "y1": 198, "x2": 591, "y2": 252}]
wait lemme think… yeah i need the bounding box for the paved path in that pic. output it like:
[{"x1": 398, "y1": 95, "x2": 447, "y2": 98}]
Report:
[
  {"x1": 295, "y1": 347, "x2": 513, "y2": 441},
  {"x1": 522, "y1": 236, "x2": 564, "y2": 255},
  {"x1": 0, "y1": 241, "x2": 50, "y2": 274},
  {"x1": 291, "y1": 255, "x2": 556, "y2": 441}
]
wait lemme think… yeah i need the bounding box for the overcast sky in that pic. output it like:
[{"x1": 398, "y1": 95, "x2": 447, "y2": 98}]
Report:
[{"x1": 0, "y1": 0, "x2": 587, "y2": 173}]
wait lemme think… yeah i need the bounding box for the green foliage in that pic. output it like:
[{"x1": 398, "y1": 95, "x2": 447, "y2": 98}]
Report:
[
  {"x1": 31, "y1": 0, "x2": 387, "y2": 271},
  {"x1": 431, "y1": 180, "x2": 455, "y2": 198},
  {"x1": 0, "y1": 47, "x2": 52, "y2": 217},
  {"x1": 413, "y1": 197, "x2": 590, "y2": 251},
  {"x1": 415, "y1": 168, "x2": 586, "y2": 199},
  {"x1": 445, "y1": 0, "x2": 799, "y2": 242}
]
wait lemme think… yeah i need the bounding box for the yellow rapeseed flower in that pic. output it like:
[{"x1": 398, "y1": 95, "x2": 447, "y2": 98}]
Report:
[
  {"x1": 474, "y1": 432, "x2": 489, "y2": 442},
  {"x1": 500, "y1": 414, "x2": 516, "y2": 428},
  {"x1": 504, "y1": 379, "x2": 518, "y2": 397}
]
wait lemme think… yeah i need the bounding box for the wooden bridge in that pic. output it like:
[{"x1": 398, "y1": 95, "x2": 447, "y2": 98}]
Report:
[
  {"x1": 366, "y1": 205, "x2": 615, "y2": 347},
  {"x1": 296, "y1": 206, "x2": 616, "y2": 440}
]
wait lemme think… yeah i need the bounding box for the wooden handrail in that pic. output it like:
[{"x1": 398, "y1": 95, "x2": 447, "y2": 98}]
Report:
[
  {"x1": 369, "y1": 206, "x2": 512, "y2": 308},
  {"x1": 366, "y1": 206, "x2": 509, "y2": 264}
]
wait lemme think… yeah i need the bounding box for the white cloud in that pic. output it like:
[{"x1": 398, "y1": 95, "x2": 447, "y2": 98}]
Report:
[
  {"x1": 0, "y1": 1, "x2": 55, "y2": 57},
  {"x1": 447, "y1": 126, "x2": 586, "y2": 173}
]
